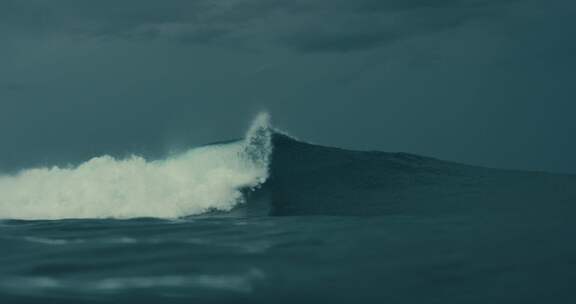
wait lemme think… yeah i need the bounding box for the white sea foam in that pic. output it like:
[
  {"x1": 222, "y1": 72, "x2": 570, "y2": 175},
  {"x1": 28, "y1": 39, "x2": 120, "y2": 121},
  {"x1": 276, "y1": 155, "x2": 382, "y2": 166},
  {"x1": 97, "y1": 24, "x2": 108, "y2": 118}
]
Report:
[
  {"x1": 0, "y1": 113, "x2": 273, "y2": 220},
  {"x1": 0, "y1": 269, "x2": 265, "y2": 294}
]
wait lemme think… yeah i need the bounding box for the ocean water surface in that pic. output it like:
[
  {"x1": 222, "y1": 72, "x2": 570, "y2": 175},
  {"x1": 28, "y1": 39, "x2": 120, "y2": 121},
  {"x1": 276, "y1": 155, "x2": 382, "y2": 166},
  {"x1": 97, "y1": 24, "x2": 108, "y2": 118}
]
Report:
[{"x1": 1, "y1": 114, "x2": 575, "y2": 303}]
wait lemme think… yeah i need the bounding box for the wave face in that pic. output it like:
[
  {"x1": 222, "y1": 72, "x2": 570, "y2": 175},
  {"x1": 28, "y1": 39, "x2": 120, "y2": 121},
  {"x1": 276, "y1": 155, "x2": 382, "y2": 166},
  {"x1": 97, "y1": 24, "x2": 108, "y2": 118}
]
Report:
[
  {"x1": 263, "y1": 133, "x2": 576, "y2": 217},
  {"x1": 0, "y1": 113, "x2": 272, "y2": 220}
]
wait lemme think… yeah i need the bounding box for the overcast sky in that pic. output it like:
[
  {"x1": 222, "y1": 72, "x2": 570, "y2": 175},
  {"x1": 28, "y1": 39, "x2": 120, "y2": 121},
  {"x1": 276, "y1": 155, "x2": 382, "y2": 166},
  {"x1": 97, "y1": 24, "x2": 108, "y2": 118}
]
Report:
[{"x1": 1, "y1": 0, "x2": 575, "y2": 173}]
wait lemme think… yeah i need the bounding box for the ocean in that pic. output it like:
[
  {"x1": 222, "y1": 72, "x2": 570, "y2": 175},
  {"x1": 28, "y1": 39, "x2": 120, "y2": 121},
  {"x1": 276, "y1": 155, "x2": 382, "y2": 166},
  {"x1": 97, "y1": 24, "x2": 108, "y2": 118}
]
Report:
[{"x1": 1, "y1": 114, "x2": 575, "y2": 303}]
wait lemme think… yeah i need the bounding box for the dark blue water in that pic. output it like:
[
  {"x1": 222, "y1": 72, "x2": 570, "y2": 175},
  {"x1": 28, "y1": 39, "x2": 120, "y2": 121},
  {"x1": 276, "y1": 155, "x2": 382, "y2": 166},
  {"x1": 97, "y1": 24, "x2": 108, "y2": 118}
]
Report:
[
  {"x1": 2, "y1": 132, "x2": 576, "y2": 303},
  {"x1": 2, "y1": 213, "x2": 575, "y2": 303}
]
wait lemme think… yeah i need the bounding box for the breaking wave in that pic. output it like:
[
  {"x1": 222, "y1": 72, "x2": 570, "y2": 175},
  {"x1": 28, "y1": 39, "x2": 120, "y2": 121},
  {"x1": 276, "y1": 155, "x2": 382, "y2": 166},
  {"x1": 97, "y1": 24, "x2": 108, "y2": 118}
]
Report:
[
  {"x1": 2, "y1": 112, "x2": 576, "y2": 220},
  {"x1": 0, "y1": 113, "x2": 272, "y2": 220}
]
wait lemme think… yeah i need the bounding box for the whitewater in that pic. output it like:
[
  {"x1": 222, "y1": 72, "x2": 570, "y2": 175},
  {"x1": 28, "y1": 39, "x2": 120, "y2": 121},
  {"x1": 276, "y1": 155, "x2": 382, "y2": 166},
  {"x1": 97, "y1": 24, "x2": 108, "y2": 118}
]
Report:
[{"x1": 0, "y1": 113, "x2": 273, "y2": 220}]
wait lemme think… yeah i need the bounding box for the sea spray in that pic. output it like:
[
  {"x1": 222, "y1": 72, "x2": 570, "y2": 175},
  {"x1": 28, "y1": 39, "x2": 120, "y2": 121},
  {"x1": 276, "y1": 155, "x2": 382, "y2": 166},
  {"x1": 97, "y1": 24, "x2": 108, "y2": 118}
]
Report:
[{"x1": 0, "y1": 113, "x2": 273, "y2": 220}]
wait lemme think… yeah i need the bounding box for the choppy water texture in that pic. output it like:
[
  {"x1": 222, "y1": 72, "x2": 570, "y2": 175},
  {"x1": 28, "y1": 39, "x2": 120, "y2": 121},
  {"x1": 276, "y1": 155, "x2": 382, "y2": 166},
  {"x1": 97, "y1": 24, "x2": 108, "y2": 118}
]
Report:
[{"x1": 1, "y1": 114, "x2": 576, "y2": 303}]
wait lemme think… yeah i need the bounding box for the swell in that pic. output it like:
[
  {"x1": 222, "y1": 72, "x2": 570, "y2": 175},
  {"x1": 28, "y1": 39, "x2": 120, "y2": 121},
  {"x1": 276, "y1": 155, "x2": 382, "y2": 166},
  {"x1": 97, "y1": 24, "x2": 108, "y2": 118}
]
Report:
[{"x1": 257, "y1": 133, "x2": 576, "y2": 217}]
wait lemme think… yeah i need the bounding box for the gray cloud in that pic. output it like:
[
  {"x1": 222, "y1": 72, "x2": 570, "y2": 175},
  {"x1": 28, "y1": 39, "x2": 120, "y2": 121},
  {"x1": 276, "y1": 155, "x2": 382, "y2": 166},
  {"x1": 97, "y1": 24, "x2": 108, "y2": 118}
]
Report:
[
  {"x1": 1, "y1": 0, "x2": 514, "y2": 52},
  {"x1": 279, "y1": 8, "x2": 477, "y2": 53}
]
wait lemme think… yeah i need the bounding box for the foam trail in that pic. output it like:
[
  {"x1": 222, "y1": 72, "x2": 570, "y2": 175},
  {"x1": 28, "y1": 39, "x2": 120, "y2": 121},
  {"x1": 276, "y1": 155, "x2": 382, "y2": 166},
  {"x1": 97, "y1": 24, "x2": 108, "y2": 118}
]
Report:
[{"x1": 0, "y1": 113, "x2": 273, "y2": 220}]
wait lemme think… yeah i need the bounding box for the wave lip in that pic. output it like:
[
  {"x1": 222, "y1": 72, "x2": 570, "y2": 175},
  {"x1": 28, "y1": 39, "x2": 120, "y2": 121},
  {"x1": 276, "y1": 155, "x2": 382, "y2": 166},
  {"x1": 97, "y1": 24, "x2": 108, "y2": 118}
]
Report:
[{"x1": 0, "y1": 113, "x2": 273, "y2": 220}]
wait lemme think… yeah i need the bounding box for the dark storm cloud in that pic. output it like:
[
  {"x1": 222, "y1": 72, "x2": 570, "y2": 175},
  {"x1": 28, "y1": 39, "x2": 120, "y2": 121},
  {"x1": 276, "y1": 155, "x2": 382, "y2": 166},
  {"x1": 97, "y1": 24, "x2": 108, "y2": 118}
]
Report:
[
  {"x1": 280, "y1": 8, "x2": 475, "y2": 53},
  {"x1": 261, "y1": 0, "x2": 512, "y2": 52},
  {"x1": 1, "y1": 0, "x2": 513, "y2": 52}
]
